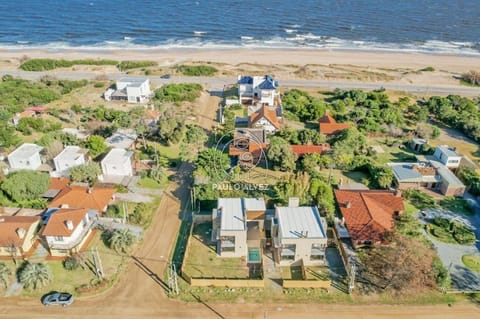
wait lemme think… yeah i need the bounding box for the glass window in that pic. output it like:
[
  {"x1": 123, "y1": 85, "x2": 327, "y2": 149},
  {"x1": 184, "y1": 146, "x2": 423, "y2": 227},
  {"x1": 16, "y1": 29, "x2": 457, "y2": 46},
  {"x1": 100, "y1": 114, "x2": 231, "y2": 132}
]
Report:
[
  {"x1": 311, "y1": 243, "x2": 325, "y2": 260},
  {"x1": 281, "y1": 244, "x2": 296, "y2": 260},
  {"x1": 220, "y1": 236, "x2": 235, "y2": 253}
]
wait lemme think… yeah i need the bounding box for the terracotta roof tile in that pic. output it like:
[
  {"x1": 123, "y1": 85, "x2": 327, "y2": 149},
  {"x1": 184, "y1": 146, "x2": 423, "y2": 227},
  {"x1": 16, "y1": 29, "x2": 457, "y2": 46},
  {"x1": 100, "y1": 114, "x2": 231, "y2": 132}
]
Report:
[
  {"x1": 0, "y1": 216, "x2": 40, "y2": 247},
  {"x1": 249, "y1": 105, "x2": 282, "y2": 130},
  {"x1": 291, "y1": 144, "x2": 331, "y2": 156},
  {"x1": 42, "y1": 208, "x2": 89, "y2": 237},
  {"x1": 318, "y1": 112, "x2": 350, "y2": 136},
  {"x1": 49, "y1": 177, "x2": 70, "y2": 191},
  {"x1": 334, "y1": 190, "x2": 404, "y2": 246},
  {"x1": 49, "y1": 186, "x2": 115, "y2": 212}
]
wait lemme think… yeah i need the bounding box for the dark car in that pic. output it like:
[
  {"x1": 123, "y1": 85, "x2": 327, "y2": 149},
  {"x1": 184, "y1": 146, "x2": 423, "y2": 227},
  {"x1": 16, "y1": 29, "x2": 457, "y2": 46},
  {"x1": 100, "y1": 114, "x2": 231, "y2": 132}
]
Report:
[
  {"x1": 42, "y1": 292, "x2": 74, "y2": 307},
  {"x1": 160, "y1": 74, "x2": 171, "y2": 79}
]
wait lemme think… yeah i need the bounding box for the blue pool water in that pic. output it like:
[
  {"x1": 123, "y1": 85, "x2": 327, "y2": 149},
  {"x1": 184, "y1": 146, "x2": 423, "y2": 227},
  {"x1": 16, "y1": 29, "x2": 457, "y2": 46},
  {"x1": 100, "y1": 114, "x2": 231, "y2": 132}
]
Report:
[{"x1": 248, "y1": 247, "x2": 261, "y2": 263}]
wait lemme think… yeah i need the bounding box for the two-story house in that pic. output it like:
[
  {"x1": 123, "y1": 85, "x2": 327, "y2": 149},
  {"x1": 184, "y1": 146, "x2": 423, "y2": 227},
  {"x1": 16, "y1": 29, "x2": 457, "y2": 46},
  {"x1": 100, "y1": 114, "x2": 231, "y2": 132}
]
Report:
[
  {"x1": 7, "y1": 143, "x2": 43, "y2": 171},
  {"x1": 248, "y1": 105, "x2": 282, "y2": 134},
  {"x1": 238, "y1": 75, "x2": 279, "y2": 106},
  {"x1": 42, "y1": 208, "x2": 98, "y2": 256},
  {"x1": 0, "y1": 215, "x2": 40, "y2": 257},
  {"x1": 271, "y1": 203, "x2": 328, "y2": 266},
  {"x1": 104, "y1": 77, "x2": 151, "y2": 103},
  {"x1": 433, "y1": 145, "x2": 462, "y2": 169},
  {"x1": 101, "y1": 148, "x2": 134, "y2": 179},
  {"x1": 52, "y1": 146, "x2": 87, "y2": 177}
]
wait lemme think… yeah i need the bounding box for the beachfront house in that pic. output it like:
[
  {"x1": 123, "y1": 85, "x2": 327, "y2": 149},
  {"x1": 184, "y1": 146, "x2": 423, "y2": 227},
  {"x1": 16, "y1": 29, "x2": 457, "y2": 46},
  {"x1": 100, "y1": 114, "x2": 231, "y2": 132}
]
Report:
[
  {"x1": 104, "y1": 77, "x2": 151, "y2": 103},
  {"x1": 0, "y1": 216, "x2": 40, "y2": 257},
  {"x1": 212, "y1": 198, "x2": 266, "y2": 260},
  {"x1": 7, "y1": 143, "x2": 43, "y2": 171},
  {"x1": 101, "y1": 148, "x2": 134, "y2": 178},
  {"x1": 42, "y1": 208, "x2": 98, "y2": 256},
  {"x1": 238, "y1": 75, "x2": 280, "y2": 106},
  {"x1": 52, "y1": 146, "x2": 87, "y2": 177},
  {"x1": 334, "y1": 189, "x2": 404, "y2": 248},
  {"x1": 271, "y1": 201, "x2": 328, "y2": 266},
  {"x1": 433, "y1": 145, "x2": 462, "y2": 169}
]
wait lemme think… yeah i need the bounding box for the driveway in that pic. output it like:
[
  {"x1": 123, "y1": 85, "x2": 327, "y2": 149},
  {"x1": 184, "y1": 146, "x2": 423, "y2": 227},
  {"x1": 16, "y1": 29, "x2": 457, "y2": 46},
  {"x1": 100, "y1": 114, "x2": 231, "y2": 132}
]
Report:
[{"x1": 419, "y1": 204, "x2": 480, "y2": 291}]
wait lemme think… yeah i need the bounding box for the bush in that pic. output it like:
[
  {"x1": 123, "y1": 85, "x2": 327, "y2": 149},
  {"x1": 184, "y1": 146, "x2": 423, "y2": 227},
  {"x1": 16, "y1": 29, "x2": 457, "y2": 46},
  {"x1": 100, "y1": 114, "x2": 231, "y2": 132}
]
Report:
[
  {"x1": 461, "y1": 70, "x2": 480, "y2": 86},
  {"x1": 419, "y1": 66, "x2": 435, "y2": 72},
  {"x1": 117, "y1": 60, "x2": 157, "y2": 71},
  {"x1": 19, "y1": 59, "x2": 118, "y2": 71},
  {"x1": 402, "y1": 189, "x2": 436, "y2": 209},
  {"x1": 63, "y1": 255, "x2": 81, "y2": 270},
  {"x1": 176, "y1": 64, "x2": 217, "y2": 76},
  {"x1": 154, "y1": 83, "x2": 202, "y2": 103}
]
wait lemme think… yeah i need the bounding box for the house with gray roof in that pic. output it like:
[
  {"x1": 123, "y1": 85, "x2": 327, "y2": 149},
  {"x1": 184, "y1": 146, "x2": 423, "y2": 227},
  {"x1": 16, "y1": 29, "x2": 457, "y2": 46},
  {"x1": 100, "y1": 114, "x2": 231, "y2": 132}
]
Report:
[
  {"x1": 237, "y1": 75, "x2": 280, "y2": 106},
  {"x1": 433, "y1": 145, "x2": 462, "y2": 169},
  {"x1": 104, "y1": 77, "x2": 151, "y2": 103},
  {"x1": 7, "y1": 143, "x2": 43, "y2": 171},
  {"x1": 212, "y1": 198, "x2": 266, "y2": 259},
  {"x1": 271, "y1": 203, "x2": 327, "y2": 266}
]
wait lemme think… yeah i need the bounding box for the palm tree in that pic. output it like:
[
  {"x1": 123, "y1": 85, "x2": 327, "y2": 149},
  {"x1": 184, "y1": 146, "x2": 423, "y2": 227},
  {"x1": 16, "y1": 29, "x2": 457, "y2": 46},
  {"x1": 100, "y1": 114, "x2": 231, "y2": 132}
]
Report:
[
  {"x1": 18, "y1": 263, "x2": 52, "y2": 290},
  {"x1": 0, "y1": 263, "x2": 12, "y2": 289},
  {"x1": 109, "y1": 229, "x2": 136, "y2": 253}
]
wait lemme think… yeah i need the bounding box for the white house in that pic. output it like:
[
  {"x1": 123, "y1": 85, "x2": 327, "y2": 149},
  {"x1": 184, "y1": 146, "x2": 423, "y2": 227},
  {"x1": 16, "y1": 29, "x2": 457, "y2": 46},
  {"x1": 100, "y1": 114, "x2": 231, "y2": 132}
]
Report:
[
  {"x1": 248, "y1": 105, "x2": 282, "y2": 133},
  {"x1": 105, "y1": 129, "x2": 138, "y2": 149},
  {"x1": 53, "y1": 146, "x2": 87, "y2": 177},
  {"x1": 433, "y1": 145, "x2": 462, "y2": 169},
  {"x1": 7, "y1": 143, "x2": 43, "y2": 171},
  {"x1": 101, "y1": 148, "x2": 134, "y2": 177},
  {"x1": 238, "y1": 75, "x2": 279, "y2": 106},
  {"x1": 272, "y1": 203, "x2": 328, "y2": 266},
  {"x1": 104, "y1": 77, "x2": 151, "y2": 103},
  {"x1": 42, "y1": 208, "x2": 98, "y2": 257}
]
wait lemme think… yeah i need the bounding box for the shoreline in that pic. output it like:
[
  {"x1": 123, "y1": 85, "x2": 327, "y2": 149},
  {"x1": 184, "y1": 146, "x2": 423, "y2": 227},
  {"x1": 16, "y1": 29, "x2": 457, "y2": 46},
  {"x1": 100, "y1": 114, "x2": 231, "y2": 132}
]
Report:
[{"x1": 0, "y1": 47, "x2": 479, "y2": 70}]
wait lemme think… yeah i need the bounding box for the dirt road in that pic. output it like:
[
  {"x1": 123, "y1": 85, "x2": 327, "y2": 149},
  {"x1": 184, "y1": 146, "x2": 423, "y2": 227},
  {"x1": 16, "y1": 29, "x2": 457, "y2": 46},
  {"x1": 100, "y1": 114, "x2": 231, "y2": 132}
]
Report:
[{"x1": 1, "y1": 167, "x2": 479, "y2": 318}]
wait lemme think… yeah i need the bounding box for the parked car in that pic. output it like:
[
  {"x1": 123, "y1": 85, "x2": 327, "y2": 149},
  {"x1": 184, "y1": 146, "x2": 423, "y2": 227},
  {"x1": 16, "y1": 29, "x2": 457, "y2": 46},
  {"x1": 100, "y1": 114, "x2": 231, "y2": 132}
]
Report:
[
  {"x1": 42, "y1": 292, "x2": 74, "y2": 307},
  {"x1": 160, "y1": 74, "x2": 171, "y2": 79}
]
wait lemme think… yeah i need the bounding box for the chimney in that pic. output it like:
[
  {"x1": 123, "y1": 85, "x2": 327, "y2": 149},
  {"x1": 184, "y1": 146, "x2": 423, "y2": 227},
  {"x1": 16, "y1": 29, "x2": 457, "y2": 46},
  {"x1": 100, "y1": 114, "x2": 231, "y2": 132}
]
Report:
[
  {"x1": 288, "y1": 197, "x2": 300, "y2": 208},
  {"x1": 345, "y1": 201, "x2": 352, "y2": 208},
  {"x1": 16, "y1": 228, "x2": 26, "y2": 239},
  {"x1": 341, "y1": 216, "x2": 346, "y2": 226},
  {"x1": 65, "y1": 220, "x2": 74, "y2": 230}
]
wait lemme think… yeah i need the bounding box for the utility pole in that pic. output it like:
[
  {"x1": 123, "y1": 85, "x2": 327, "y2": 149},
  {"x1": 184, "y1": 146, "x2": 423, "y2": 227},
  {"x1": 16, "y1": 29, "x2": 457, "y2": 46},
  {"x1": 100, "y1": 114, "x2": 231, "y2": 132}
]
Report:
[
  {"x1": 167, "y1": 262, "x2": 179, "y2": 295},
  {"x1": 122, "y1": 201, "x2": 127, "y2": 224},
  {"x1": 92, "y1": 247, "x2": 104, "y2": 279},
  {"x1": 348, "y1": 262, "x2": 356, "y2": 294}
]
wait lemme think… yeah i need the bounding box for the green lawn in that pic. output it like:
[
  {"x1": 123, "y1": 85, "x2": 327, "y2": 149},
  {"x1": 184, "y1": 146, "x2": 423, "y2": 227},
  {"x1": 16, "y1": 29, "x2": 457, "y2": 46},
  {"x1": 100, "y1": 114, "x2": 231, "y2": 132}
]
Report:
[
  {"x1": 367, "y1": 137, "x2": 417, "y2": 164},
  {"x1": 439, "y1": 196, "x2": 475, "y2": 216},
  {"x1": 137, "y1": 177, "x2": 163, "y2": 189},
  {"x1": 304, "y1": 266, "x2": 330, "y2": 280},
  {"x1": 281, "y1": 266, "x2": 304, "y2": 280},
  {"x1": 462, "y1": 255, "x2": 480, "y2": 272},
  {"x1": 427, "y1": 218, "x2": 476, "y2": 245},
  {"x1": 182, "y1": 223, "x2": 249, "y2": 278}
]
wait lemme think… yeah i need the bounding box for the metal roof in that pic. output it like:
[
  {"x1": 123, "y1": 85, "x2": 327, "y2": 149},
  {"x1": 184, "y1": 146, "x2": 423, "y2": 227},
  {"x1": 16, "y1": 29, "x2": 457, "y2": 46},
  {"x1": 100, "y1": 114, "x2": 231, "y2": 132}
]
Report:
[
  {"x1": 102, "y1": 148, "x2": 134, "y2": 166},
  {"x1": 437, "y1": 166, "x2": 465, "y2": 187},
  {"x1": 105, "y1": 129, "x2": 137, "y2": 149},
  {"x1": 436, "y1": 145, "x2": 460, "y2": 157},
  {"x1": 276, "y1": 206, "x2": 326, "y2": 239},
  {"x1": 217, "y1": 198, "x2": 245, "y2": 231},
  {"x1": 243, "y1": 198, "x2": 266, "y2": 211},
  {"x1": 238, "y1": 76, "x2": 253, "y2": 84},
  {"x1": 54, "y1": 146, "x2": 84, "y2": 162},
  {"x1": 391, "y1": 164, "x2": 423, "y2": 182}
]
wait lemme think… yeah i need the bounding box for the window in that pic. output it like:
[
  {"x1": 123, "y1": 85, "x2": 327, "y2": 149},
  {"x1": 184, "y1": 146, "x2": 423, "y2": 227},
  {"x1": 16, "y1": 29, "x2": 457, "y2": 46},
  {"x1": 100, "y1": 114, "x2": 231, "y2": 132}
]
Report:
[
  {"x1": 54, "y1": 236, "x2": 64, "y2": 242},
  {"x1": 448, "y1": 160, "x2": 459, "y2": 164},
  {"x1": 310, "y1": 243, "x2": 326, "y2": 260},
  {"x1": 220, "y1": 236, "x2": 235, "y2": 253},
  {"x1": 280, "y1": 244, "x2": 296, "y2": 261}
]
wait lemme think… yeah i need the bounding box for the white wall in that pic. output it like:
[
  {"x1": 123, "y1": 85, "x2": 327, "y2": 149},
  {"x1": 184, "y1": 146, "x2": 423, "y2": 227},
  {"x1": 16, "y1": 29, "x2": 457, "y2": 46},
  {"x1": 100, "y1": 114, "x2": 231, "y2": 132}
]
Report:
[
  {"x1": 101, "y1": 159, "x2": 133, "y2": 177},
  {"x1": 218, "y1": 229, "x2": 247, "y2": 258},
  {"x1": 278, "y1": 237, "x2": 327, "y2": 267},
  {"x1": 45, "y1": 215, "x2": 88, "y2": 247},
  {"x1": 54, "y1": 154, "x2": 85, "y2": 176},
  {"x1": 252, "y1": 117, "x2": 277, "y2": 133}
]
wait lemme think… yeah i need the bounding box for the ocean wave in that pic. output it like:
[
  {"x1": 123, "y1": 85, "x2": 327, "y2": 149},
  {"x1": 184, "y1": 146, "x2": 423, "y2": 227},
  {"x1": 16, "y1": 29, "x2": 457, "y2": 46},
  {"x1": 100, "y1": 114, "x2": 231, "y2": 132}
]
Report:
[
  {"x1": 1, "y1": 36, "x2": 479, "y2": 56},
  {"x1": 193, "y1": 31, "x2": 207, "y2": 36},
  {"x1": 284, "y1": 29, "x2": 297, "y2": 34}
]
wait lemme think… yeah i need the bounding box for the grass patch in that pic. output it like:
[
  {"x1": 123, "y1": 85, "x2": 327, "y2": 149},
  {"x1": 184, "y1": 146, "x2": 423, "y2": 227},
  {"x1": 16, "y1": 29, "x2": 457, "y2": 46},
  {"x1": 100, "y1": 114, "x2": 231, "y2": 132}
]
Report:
[
  {"x1": 462, "y1": 255, "x2": 480, "y2": 272},
  {"x1": 439, "y1": 196, "x2": 475, "y2": 216},
  {"x1": 137, "y1": 177, "x2": 163, "y2": 189},
  {"x1": 182, "y1": 223, "x2": 249, "y2": 278},
  {"x1": 176, "y1": 65, "x2": 217, "y2": 76},
  {"x1": 419, "y1": 66, "x2": 435, "y2": 72},
  {"x1": 117, "y1": 60, "x2": 157, "y2": 71},
  {"x1": 154, "y1": 83, "x2": 203, "y2": 103},
  {"x1": 427, "y1": 217, "x2": 476, "y2": 245},
  {"x1": 20, "y1": 58, "x2": 118, "y2": 71},
  {"x1": 402, "y1": 189, "x2": 436, "y2": 210}
]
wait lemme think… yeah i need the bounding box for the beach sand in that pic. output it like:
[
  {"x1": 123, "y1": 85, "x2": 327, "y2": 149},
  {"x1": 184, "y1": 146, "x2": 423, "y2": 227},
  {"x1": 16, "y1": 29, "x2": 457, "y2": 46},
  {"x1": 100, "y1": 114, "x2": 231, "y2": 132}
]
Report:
[{"x1": 0, "y1": 48, "x2": 478, "y2": 89}]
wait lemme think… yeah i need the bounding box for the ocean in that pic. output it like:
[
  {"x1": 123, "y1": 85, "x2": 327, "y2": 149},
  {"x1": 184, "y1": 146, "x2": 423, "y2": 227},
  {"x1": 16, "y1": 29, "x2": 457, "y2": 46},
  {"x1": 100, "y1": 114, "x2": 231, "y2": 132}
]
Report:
[{"x1": 0, "y1": 0, "x2": 479, "y2": 55}]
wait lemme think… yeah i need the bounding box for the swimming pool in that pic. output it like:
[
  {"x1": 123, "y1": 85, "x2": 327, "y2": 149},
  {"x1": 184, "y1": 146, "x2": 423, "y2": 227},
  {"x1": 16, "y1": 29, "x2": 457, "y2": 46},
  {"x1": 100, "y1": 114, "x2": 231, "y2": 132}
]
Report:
[{"x1": 248, "y1": 247, "x2": 261, "y2": 263}]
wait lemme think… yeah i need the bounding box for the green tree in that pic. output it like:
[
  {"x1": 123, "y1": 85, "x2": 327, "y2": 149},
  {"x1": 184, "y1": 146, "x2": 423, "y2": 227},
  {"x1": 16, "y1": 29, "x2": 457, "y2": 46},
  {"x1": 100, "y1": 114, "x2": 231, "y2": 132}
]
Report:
[
  {"x1": 180, "y1": 125, "x2": 208, "y2": 162},
  {"x1": 267, "y1": 136, "x2": 296, "y2": 171},
  {"x1": 149, "y1": 166, "x2": 167, "y2": 184},
  {"x1": 130, "y1": 203, "x2": 149, "y2": 226},
  {"x1": 0, "y1": 263, "x2": 11, "y2": 288},
  {"x1": 109, "y1": 229, "x2": 136, "y2": 253},
  {"x1": 157, "y1": 110, "x2": 185, "y2": 145},
  {"x1": 84, "y1": 135, "x2": 107, "y2": 157},
  {"x1": 0, "y1": 125, "x2": 20, "y2": 148},
  {"x1": 194, "y1": 148, "x2": 230, "y2": 182},
  {"x1": 69, "y1": 163, "x2": 101, "y2": 185},
  {"x1": 18, "y1": 262, "x2": 52, "y2": 290},
  {"x1": 1, "y1": 170, "x2": 50, "y2": 202},
  {"x1": 309, "y1": 177, "x2": 335, "y2": 219}
]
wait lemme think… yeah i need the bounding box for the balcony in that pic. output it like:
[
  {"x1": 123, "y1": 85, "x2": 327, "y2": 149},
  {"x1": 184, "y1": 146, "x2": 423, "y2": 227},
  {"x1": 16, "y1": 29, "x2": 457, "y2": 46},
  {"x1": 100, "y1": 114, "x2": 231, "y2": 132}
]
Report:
[{"x1": 48, "y1": 219, "x2": 95, "y2": 250}]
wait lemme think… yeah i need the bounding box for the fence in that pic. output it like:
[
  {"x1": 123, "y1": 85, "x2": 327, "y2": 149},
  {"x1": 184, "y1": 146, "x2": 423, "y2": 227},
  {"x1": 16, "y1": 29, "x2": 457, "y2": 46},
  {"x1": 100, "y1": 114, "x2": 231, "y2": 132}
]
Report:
[
  {"x1": 282, "y1": 280, "x2": 331, "y2": 289},
  {"x1": 182, "y1": 272, "x2": 264, "y2": 287}
]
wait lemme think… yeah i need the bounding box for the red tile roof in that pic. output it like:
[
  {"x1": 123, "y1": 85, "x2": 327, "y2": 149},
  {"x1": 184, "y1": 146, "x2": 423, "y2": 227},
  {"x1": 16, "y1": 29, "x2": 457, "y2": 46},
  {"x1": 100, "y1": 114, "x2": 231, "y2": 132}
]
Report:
[
  {"x1": 49, "y1": 186, "x2": 115, "y2": 212},
  {"x1": 49, "y1": 177, "x2": 70, "y2": 191},
  {"x1": 318, "y1": 112, "x2": 350, "y2": 136},
  {"x1": 0, "y1": 216, "x2": 40, "y2": 247},
  {"x1": 249, "y1": 105, "x2": 282, "y2": 130},
  {"x1": 42, "y1": 208, "x2": 89, "y2": 237},
  {"x1": 334, "y1": 190, "x2": 404, "y2": 246},
  {"x1": 291, "y1": 144, "x2": 331, "y2": 156}
]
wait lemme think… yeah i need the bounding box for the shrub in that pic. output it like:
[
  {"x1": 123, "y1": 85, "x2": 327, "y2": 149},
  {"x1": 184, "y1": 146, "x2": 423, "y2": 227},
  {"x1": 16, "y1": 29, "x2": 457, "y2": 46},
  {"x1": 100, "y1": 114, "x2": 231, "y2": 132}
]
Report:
[
  {"x1": 176, "y1": 64, "x2": 217, "y2": 76},
  {"x1": 117, "y1": 60, "x2": 157, "y2": 71},
  {"x1": 63, "y1": 255, "x2": 81, "y2": 270},
  {"x1": 419, "y1": 66, "x2": 435, "y2": 72},
  {"x1": 461, "y1": 70, "x2": 480, "y2": 86},
  {"x1": 19, "y1": 59, "x2": 118, "y2": 71},
  {"x1": 154, "y1": 83, "x2": 202, "y2": 103}
]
